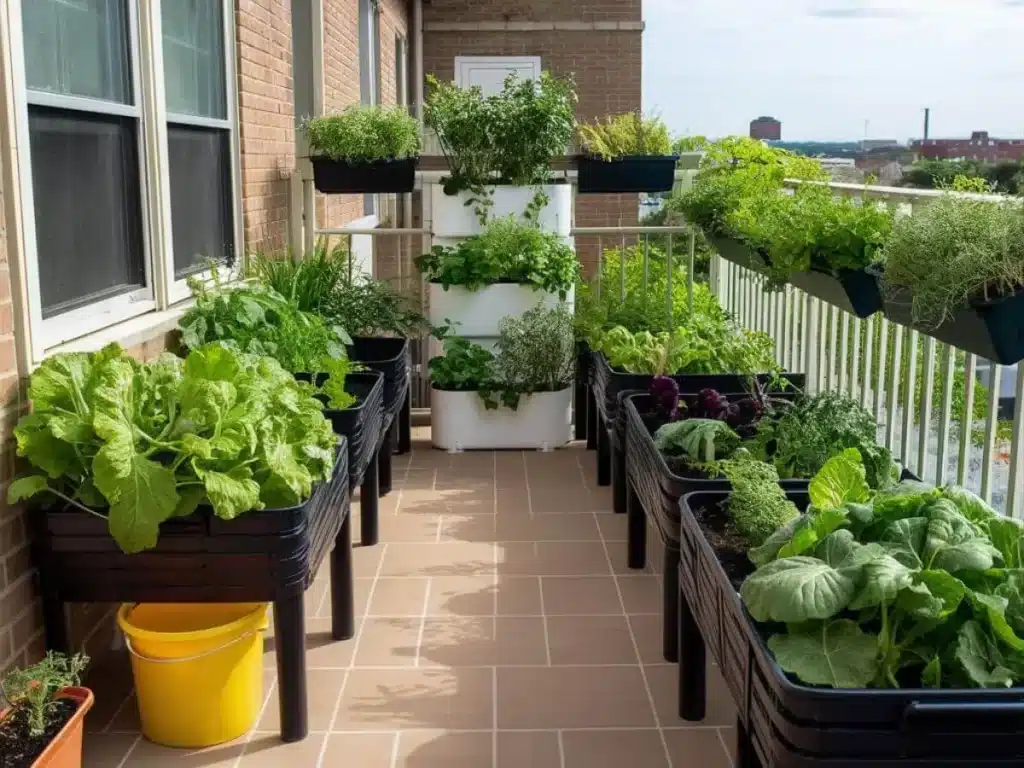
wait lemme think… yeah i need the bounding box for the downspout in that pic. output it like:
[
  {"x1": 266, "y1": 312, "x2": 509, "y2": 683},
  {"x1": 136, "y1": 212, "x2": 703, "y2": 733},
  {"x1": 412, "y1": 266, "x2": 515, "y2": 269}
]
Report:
[{"x1": 413, "y1": 0, "x2": 424, "y2": 124}]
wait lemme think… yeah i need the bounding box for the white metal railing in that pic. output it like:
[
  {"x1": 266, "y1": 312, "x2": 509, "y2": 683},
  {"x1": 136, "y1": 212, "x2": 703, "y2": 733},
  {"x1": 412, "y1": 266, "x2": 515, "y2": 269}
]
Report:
[{"x1": 712, "y1": 181, "x2": 1024, "y2": 516}]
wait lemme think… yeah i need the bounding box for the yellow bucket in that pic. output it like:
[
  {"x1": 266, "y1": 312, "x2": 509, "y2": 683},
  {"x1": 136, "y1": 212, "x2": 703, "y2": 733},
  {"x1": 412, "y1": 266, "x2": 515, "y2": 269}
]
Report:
[{"x1": 117, "y1": 603, "x2": 269, "y2": 748}]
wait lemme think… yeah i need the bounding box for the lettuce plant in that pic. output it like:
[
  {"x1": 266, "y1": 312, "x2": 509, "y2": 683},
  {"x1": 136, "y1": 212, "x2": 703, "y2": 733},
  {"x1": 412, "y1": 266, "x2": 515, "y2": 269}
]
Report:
[{"x1": 8, "y1": 343, "x2": 337, "y2": 554}]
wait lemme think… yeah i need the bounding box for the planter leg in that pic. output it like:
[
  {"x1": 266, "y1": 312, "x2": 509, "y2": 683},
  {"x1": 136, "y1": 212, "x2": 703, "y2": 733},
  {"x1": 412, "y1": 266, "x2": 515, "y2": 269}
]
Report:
[
  {"x1": 377, "y1": 431, "x2": 393, "y2": 497},
  {"x1": 397, "y1": 386, "x2": 412, "y2": 455},
  {"x1": 612, "y1": 441, "x2": 627, "y2": 514},
  {"x1": 627, "y1": 481, "x2": 647, "y2": 570},
  {"x1": 41, "y1": 590, "x2": 70, "y2": 653},
  {"x1": 678, "y1": 585, "x2": 707, "y2": 721},
  {"x1": 273, "y1": 595, "x2": 308, "y2": 743},
  {"x1": 586, "y1": 389, "x2": 598, "y2": 451},
  {"x1": 360, "y1": 457, "x2": 380, "y2": 547},
  {"x1": 574, "y1": 376, "x2": 588, "y2": 442},
  {"x1": 331, "y1": 514, "x2": 355, "y2": 641},
  {"x1": 736, "y1": 717, "x2": 760, "y2": 768},
  {"x1": 596, "y1": 417, "x2": 611, "y2": 487},
  {"x1": 663, "y1": 546, "x2": 680, "y2": 663}
]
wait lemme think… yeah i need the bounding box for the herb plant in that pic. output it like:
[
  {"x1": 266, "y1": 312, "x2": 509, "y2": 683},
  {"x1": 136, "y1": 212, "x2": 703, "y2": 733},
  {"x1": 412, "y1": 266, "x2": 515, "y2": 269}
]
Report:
[
  {"x1": 1, "y1": 652, "x2": 88, "y2": 737},
  {"x1": 577, "y1": 113, "x2": 673, "y2": 159},
  {"x1": 416, "y1": 216, "x2": 579, "y2": 297},
  {"x1": 425, "y1": 72, "x2": 576, "y2": 195},
  {"x1": 305, "y1": 105, "x2": 420, "y2": 162},
  {"x1": 724, "y1": 457, "x2": 800, "y2": 547},
  {"x1": 8, "y1": 343, "x2": 337, "y2": 553}
]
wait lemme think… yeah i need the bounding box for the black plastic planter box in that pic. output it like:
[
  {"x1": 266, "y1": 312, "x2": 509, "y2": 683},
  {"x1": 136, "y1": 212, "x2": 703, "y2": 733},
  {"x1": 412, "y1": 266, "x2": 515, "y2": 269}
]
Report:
[
  {"x1": 878, "y1": 278, "x2": 1024, "y2": 367},
  {"x1": 677, "y1": 489, "x2": 1024, "y2": 765},
  {"x1": 707, "y1": 234, "x2": 769, "y2": 272},
  {"x1": 575, "y1": 342, "x2": 592, "y2": 443},
  {"x1": 788, "y1": 266, "x2": 883, "y2": 319},
  {"x1": 311, "y1": 156, "x2": 416, "y2": 194},
  {"x1": 576, "y1": 154, "x2": 680, "y2": 194},
  {"x1": 349, "y1": 337, "x2": 410, "y2": 424}
]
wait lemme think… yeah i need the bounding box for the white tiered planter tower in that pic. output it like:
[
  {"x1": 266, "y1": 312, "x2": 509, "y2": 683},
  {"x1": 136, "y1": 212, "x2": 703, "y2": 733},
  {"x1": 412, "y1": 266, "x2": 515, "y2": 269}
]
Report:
[{"x1": 428, "y1": 183, "x2": 575, "y2": 451}]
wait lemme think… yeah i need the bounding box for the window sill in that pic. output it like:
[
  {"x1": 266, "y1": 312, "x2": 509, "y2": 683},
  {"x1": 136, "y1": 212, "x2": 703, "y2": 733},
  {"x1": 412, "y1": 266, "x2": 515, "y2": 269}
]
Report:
[{"x1": 42, "y1": 300, "x2": 194, "y2": 362}]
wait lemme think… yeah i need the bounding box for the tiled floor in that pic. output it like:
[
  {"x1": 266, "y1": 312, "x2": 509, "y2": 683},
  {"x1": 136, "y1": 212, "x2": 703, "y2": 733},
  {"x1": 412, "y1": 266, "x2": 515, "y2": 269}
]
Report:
[{"x1": 81, "y1": 431, "x2": 736, "y2": 767}]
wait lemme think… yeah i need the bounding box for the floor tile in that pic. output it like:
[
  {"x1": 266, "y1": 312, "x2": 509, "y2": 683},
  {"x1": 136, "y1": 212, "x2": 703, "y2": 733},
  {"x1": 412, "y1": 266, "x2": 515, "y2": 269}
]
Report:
[
  {"x1": 395, "y1": 729, "x2": 492, "y2": 766},
  {"x1": 497, "y1": 731, "x2": 561, "y2": 767},
  {"x1": 495, "y1": 576, "x2": 543, "y2": 615},
  {"x1": 426, "y1": 575, "x2": 497, "y2": 616},
  {"x1": 647, "y1": 662, "x2": 736, "y2": 727},
  {"x1": 121, "y1": 737, "x2": 247, "y2": 767},
  {"x1": 497, "y1": 542, "x2": 611, "y2": 576},
  {"x1": 381, "y1": 543, "x2": 497, "y2": 577},
  {"x1": 618, "y1": 575, "x2": 663, "y2": 615},
  {"x1": 353, "y1": 544, "x2": 386, "y2": 577},
  {"x1": 236, "y1": 733, "x2": 328, "y2": 767},
  {"x1": 561, "y1": 729, "x2": 669, "y2": 768},
  {"x1": 629, "y1": 613, "x2": 668, "y2": 665},
  {"x1": 595, "y1": 512, "x2": 628, "y2": 541},
  {"x1": 358, "y1": 576, "x2": 431, "y2": 617},
  {"x1": 377, "y1": 513, "x2": 442, "y2": 541},
  {"x1": 321, "y1": 732, "x2": 396, "y2": 767},
  {"x1": 257, "y1": 670, "x2": 345, "y2": 732},
  {"x1": 496, "y1": 512, "x2": 601, "y2": 541},
  {"x1": 353, "y1": 617, "x2": 422, "y2": 667},
  {"x1": 419, "y1": 616, "x2": 548, "y2": 667},
  {"x1": 546, "y1": 615, "x2": 637, "y2": 665},
  {"x1": 438, "y1": 513, "x2": 498, "y2": 542},
  {"x1": 541, "y1": 575, "x2": 622, "y2": 615},
  {"x1": 266, "y1": 618, "x2": 355, "y2": 668},
  {"x1": 663, "y1": 728, "x2": 735, "y2": 767},
  {"x1": 82, "y1": 733, "x2": 139, "y2": 767}
]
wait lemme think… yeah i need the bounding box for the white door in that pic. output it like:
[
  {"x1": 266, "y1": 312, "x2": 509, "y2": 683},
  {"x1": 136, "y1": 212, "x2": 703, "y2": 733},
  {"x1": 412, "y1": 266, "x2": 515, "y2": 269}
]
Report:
[{"x1": 454, "y1": 56, "x2": 542, "y2": 95}]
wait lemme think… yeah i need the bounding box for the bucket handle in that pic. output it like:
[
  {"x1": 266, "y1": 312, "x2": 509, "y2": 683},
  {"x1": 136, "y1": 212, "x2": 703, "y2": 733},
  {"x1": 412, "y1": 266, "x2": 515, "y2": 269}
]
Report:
[{"x1": 123, "y1": 628, "x2": 263, "y2": 665}]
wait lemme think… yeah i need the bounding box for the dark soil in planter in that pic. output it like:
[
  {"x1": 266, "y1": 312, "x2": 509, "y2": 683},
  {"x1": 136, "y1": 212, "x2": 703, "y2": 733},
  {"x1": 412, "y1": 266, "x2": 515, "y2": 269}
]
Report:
[
  {"x1": 691, "y1": 497, "x2": 756, "y2": 590},
  {"x1": 0, "y1": 700, "x2": 77, "y2": 768}
]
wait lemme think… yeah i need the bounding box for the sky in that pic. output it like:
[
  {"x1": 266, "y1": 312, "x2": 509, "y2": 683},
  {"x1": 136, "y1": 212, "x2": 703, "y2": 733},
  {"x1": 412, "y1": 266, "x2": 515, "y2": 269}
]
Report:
[{"x1": 643, "y1": 0, "x2": 1024, "y2": 142}]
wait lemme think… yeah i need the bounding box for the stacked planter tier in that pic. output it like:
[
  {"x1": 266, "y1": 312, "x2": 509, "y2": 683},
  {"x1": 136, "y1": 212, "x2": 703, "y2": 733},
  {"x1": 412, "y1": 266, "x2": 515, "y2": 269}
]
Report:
[
  {"x1": 677, "y1": 490, "x2": 1024, "y2": 767},
  {"x1": 428, "y1": 183, "x2": 576, "y2": 451},
  {"x1": 590, "y1": 349, "x2": 805, "y2": 497},
  {"x1": 33, "y1": 442, "x2": 352, "y2": 744},
  {"x1": 350, "y1": 337, "x2": 413, "y2": 493},
  {"x1": 623, "y1": 393, "x2": 808, "y2": 665}
]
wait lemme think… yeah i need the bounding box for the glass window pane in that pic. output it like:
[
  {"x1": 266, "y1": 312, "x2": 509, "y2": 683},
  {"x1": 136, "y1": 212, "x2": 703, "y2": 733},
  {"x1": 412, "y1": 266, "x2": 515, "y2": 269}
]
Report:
[
  {"x1": 161, "y1": 0, "x2": 226, "y2": 119},
  {"x1": 167, "y1": 124, "x2": 234, "y2": 278},
  {"x1": 23, "y1": 0, "x2": 131, "y2": 104},
  {"x1": 28, "y1": 106, "x2": 145, "y2": 318}
]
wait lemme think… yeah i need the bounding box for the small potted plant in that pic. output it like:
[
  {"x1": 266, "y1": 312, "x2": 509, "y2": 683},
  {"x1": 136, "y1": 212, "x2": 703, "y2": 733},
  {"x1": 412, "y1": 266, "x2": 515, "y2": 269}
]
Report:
[
  {"x1": 0, "y1": 652, "x2": 91, "y2": 768},
  {"x1": 430, "y1": 305, "x2": 575, "y2": 450},
  {"x1": 305, "y1": 104, "x2": 420, "y2": 194},
  {"x1": 576, "y1": 112, "x2": 678, "y2": 194}
]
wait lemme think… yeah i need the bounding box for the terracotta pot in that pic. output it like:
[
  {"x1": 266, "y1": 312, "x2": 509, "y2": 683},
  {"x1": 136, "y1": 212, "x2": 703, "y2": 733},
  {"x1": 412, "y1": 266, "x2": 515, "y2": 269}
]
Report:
[{"x1": 0, "y1": 687, "x2": 94, "y2": 768}]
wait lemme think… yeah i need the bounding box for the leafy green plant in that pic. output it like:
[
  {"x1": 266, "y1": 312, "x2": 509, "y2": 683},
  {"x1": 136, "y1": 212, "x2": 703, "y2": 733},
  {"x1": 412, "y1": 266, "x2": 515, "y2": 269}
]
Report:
[
  {"x1": 723, "y1": 456, "x2": 800, "y2": 547},
  {"x1": 753, "y1": 392, "x2": 897, "y2": 490},
  {"x1": 8, "y1": 343, "x2": 337, "y2": 553},
  {"x1": 494, "y1": 304, "x2": 575, "y2": 395},
  {"x1": 305, "y1": 105, "x2": 420, "y2": 161},
  {"x1": 1, "y1": 652, "x2": 88, "y2": 738},
  {"x1": 882, "y1": 195, "x2": 1024, "y2": 329},
  {"x1": 577, "y1": 113, "x2": 673, "y2": 159},
  {"x1": 428, "y1": 334, "x2": 495, "y2": 392},
  {"x1": 738, "y1": 448, "x2": 1024, "y2": 689},
  {"x1": 655, "y1": 419, "x2": 739, "y2": 461},
  {"x1": 416, "y1": 216, "x2": 579, "y2": 297},
  {"x1": 424, "y1": 72, "x2": 576, "y2": 195},
  {"x1": 247, "y1": 243, "x2": 350, "y2": 316}
]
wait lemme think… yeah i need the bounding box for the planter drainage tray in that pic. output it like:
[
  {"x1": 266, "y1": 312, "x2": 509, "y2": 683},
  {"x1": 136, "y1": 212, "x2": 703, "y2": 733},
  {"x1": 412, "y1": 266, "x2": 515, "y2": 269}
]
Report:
[
  {"x1": 787, "y1": 266, "x2": 883, "y2": 319},
  {"x1": 576, "y1": 154, "x2": 679, "y2": 194},
  {"x1": 678, "y1": 489, "x2": 1024, "y2": 764},
  {"x1": 349, "y1": 336, "x2": 410, "y2": 421},
  {"x1": 311, "y1": 156, "x2": 416, "y2": 194},
  {"x1": 32, "y1": 442, "x2": 350, "y2": 603}
]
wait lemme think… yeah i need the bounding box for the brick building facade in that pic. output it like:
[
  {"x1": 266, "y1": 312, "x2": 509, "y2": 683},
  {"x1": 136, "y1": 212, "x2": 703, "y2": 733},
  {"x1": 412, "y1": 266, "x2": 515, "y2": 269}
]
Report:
[
  {"x1": 0, "y1": 0, "x2": 641, "y2": 675},
  {"x1": 910, "y1": 131, "x2": 1024, "y2": 163}
]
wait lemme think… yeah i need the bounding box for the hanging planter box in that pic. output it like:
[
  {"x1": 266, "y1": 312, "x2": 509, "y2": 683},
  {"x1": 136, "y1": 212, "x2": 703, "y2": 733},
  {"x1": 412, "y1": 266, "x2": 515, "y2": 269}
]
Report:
[
  {"x1": 877, "y1": 273, "x2": 1024, "y2": 366},
  {"x1": 0, "y1": 686, "x2": 93, "y2": 768},
  {"x1": 311, "y1": 156, "x2": 416, "y2": 194},
  {"x1": 706, "y1": 234, "x2": 769, "y2": 272},
  {"x1": 787, "y1": 265, "x2": 883, "y2": 319},
  {"x1": 427, "y1": 282, "x2": 574, "y2": 342},
  {"x1": 431, "y1": 387, "x2": 572, "y2": 451},
  {"x1": 430, "y1": 183, "x2": 572, "y2": 239},
  {"x1": 677, "y1": 489, "x2": 1024, "y2": 765},
  {"x1": 575, "y1": 154, "x2": 680, "y2": 194}
]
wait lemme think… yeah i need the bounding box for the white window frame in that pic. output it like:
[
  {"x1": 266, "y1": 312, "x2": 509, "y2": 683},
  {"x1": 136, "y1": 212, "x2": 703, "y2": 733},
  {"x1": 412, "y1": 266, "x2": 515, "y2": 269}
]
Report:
[
  {"x1": 454, "y1": 56, "x2": 542, "y2": 92},
  {"x1": 359, "y1": 0, "x2": 380, "y2": 218},
  {"x1": 0, "y1": 0, "x2": 241, "y2": 364}
]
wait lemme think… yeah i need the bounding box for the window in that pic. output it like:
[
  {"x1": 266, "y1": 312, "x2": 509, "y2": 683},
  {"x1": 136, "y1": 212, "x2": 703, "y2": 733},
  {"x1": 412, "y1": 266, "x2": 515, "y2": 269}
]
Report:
[
  {"x1": 7, "y1": 0, "x2": 240, "y2": 356},
  {"x1": 358, "y1": 0, "x2": 380, "y2": 216}
]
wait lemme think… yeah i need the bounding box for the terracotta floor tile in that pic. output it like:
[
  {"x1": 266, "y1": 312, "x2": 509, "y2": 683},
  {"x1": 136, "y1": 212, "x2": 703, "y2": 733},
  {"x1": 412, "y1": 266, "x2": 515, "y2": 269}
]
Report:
[
  {"x1": 333, "y1": 668, "x2": 494, "y2": 731},
  {"x1": 561, "y1": 729, "x2": 668, "y2": 768},
  {"x1": 321, "y1": 732, "x2": 397, "y2": 767},
  {"x1": 395, "y1": 729, "x2": 492, "y2": 766},
  {"x1": 353, "y1": 543, "x2": 386, "y2": 577},
  {"x1": 353, "y1": 617, "x2": 422, "y2": 667},
  {"x1": 497, "y1": 542, "x2": 611, "y2": 576},
  {"x1": 266, "y1": 618, "x2": 355, "y2": 669},
  {"x1": 495, "y1": 577, "x2": 543, "y2": 616},
  {"x1": 647, "y1": 662, "x2": 736, "y2": 727},
  {"x1": 257, "y1": 670, "x2": 345, "y2": 732},
  {"x1": 377, "y1": 513, "x2": 442, "y2": 541},
  {"x1": 438, "y1": 513, "x2": 498, "y2": 542},
  {"x1": 497, "y1": 730, "x2": 562, "y2": 767},
  {"x1": 419, "y1": 617, "x2": 548, "y2": 667},
  {"x1": 426, "y1": 575, "x2": 497, "y2": 616},
  {"x1": 628, "y1": 614, "x2": 668, "y2": 665},
  {"x1": 663, "y1": 728, "x2": 735, "y2": 767},
  {"x1": 496, "y1": 513, "x2": 601, "y2": 541},
  {"x1": 497, "y1": 666, "x2": 655, "y2": 729},
  {"x1": 381, "y1": 543, "x2": 497, "y2": 577},
  {"x1": 121, "y1": 736, "x2": 247, "y2": 767},
  {"x1": 595, "y1": 512, "x2": 628, "y2": 541},
  {"x1": 82, "y1": 733, "x2": 139, "y2": 767},
  {"x1": 546, "y1": 615, "x2": 638, "y2": 665},
  {"x1": 541, "y1": 575, "x2": 622, "y2": 615},
  {"x1": 359, "y1": 576, "x2": 431, "y2": 617},
  {"x1": 618, "y1": 575, "x2": 663, "y2": 615},
  {"x1": 236, "y1": 733, "x2": 328, "y2": 767}
]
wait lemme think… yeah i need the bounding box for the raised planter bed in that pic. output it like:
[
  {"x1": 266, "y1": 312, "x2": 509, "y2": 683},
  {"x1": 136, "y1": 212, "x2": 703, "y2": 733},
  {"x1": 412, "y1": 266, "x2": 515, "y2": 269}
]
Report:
[
  {"x1": 430, "y1": 183, "x2": 572, "y2": 239},
  {"x1": 32, "y1": 443, "x2": 352, "y2": 744},
  {"x1": 311, "y1": 156, "x2": 416, "y2": 194},
  {"x1": 576, "y1": 155, "x2": 679, "y2": 194},
  {"x1": 787, "y1": 266, "x2": 883, "y2": 319},
  {"x1": 707, "y1": 234, "x2": 769, "y2": 272},
  {"x1": 623, "y1": 392, "x2": 807, "y2": 664},
  {"x1": 677, "y1": 489, "x2": 1022, "y2": 766},
  {"x1": 575, "y1": 341, "x2": 592, "y2": 443},
  {"x1": 431, "y1": 387, "x2": 572, "y2": 451}
]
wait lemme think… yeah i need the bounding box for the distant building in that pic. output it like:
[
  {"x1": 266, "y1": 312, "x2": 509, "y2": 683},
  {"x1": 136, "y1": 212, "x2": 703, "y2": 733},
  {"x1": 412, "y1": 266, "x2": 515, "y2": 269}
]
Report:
[
  {"x1": 750, "y1": 116, "x2": 782, "y2": 141},
  {"x1": 859, "y1": 139, "x2": 901, "y2": 151},
  {"x1": 910, "y1": 131, "x2": 1024, "y2": 162},
  {"x1": 855, "y1": 146, "x2": 915, "y2": 174}
]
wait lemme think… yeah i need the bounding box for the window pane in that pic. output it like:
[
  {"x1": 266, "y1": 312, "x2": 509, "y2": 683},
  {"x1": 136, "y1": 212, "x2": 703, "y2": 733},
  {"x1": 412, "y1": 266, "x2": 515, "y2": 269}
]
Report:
[
  {"x1": 168, "y1": 124, "x2": 234, "y2": 278},
  {"x1": 28, "y1": 106, "x2": 145, "y2": 318},
  {"x1": 23, "y1": 0, "x2": 131, "y2": 104},
  {"x1": 161, "y1": 0, "x2": 226, "y2": 119}
]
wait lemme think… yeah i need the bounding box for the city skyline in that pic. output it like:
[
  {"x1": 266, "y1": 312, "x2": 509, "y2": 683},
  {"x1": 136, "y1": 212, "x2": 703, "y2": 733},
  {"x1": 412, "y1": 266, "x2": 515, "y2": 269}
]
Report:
[{"x1": 643, "y1": 0, "x2": 1024, "y2": 142}]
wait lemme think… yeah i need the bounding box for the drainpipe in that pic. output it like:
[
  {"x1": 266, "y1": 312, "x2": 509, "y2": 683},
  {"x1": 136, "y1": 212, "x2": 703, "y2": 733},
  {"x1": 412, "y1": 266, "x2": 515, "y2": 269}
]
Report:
[{"x1": 413, "y1": 0, "x2": 424, "y2": 124}]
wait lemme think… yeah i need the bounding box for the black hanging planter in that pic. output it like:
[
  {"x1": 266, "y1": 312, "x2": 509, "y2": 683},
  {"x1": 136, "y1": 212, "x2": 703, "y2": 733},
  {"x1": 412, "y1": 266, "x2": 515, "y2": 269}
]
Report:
[
  {"x1": 311, "y1": 156, "x2": 417, "y2": 194},
  {"x1": 576, "y1": 154, "x2": 679, "y2": 194},
  {"x1": 706, "y1": 234, "x2": 769, "y2": 272},
  {"x1": 788, "y1": 265, "x2": 884, "y2": 319}
]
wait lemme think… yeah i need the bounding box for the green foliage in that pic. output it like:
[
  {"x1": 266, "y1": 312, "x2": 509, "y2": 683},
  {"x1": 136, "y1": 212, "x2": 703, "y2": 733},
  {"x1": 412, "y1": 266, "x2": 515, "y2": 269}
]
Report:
[
  {"x1": 1, "y1": 652, "x2": 89, "y2": 737},
  {"x1": 672, "y1": 135, "x2": 709, "y2": 154},
  {"x1": 655, "y1": 419, "x2": 739, "y2": 461},
  {"x1": 739, "y1": 450, "x2": 1024, "y2": 689},
  {"x1": 902, "y1": 158, "x2": 1024, "y2": 196},
  {"x1": 881, "y1": 195, "x2": 1024, "y2": 329},
  {"x1": 424, "y1": 72, "x2": 576, "y2": 194},
  {"x1": 577, "y1": 113, "x2": 673, "y2": 159},
  {"x1": 722, "y1": 457, "x2": 800, "y2": 547},
  {"x1": 304, "y1": 105, "x2": 420, "y2": 161},
  {"x1": 416, "y1": 216, "x2": 579, "y2": 297},
  {"x1": 8, "y1": 343, "x2": 337, "y2": 553},
  {"x1": 428, "y1": 334, "x2": 496, "y2": 392},
  {"x1": 754, "y1": 392, "x2": 897, "y2": 489}
]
